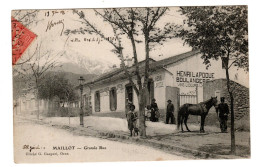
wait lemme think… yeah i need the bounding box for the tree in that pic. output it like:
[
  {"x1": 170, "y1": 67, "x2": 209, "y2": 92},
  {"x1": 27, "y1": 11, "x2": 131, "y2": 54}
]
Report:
[
  {"x1": 14, "y1": 41, "x2": 64, "y2": 119},
  {"x1": 66, "y1": 8, "x2": 177, "y2": 137},
  {"x1": 178, "y1": 6, "x2": 248, "y2": 154},
  {"x1": 38, "y1": 73, "x2": 78, "y2": 106}
]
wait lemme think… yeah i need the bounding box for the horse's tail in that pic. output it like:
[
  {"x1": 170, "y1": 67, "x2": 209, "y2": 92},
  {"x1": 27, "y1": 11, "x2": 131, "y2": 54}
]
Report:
[{"x1": 177, "y1": 105, "x2": 183, "y2": 130}]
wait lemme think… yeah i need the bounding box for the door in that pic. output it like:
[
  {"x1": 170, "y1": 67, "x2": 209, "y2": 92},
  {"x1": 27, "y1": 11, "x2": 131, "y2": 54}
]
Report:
[
  {"x1": 95, "y1": 91, "x2": 100, "y2": 112},
  {"x1": 110, "y1": 87, "x2": 117, "y2": 111},
  {"x1": 125, "y1": 84, "x2": 133, "y2": 111}
]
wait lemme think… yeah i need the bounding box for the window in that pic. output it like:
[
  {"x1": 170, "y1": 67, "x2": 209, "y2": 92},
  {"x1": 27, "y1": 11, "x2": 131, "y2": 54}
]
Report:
[
  {"x1": 110, "y1": 87, "x2": 117, "y2": 111},
  {"x1": 95, "y1": 91, "x2": 100, "y2": 112}
]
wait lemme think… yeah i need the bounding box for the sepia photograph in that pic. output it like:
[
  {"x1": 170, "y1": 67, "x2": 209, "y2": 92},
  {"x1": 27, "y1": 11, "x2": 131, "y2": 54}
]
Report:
[{"x1": 11, "y1": 4, "x2": 250, "y2": 164}]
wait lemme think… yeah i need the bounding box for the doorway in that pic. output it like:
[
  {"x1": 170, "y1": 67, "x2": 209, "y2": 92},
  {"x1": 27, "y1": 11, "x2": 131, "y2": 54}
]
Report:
[
  {"x1": 125, "y1": 84, "x2": 133, "y2": 110},
  {"x1": 95, "y1": 91, "x2": 100, "y2": 112}
]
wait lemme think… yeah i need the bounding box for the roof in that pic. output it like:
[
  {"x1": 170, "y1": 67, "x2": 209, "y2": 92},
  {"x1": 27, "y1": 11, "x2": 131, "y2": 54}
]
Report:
[
  {"x1": 85, "y1": 58, "x2": 156, "y2": 85},
  {"x1": 150, "y1": 50, "x2": 200, "y2": 70},
  {"x1": 84, "y1": 50, "x2": 200, "y2": 87}
]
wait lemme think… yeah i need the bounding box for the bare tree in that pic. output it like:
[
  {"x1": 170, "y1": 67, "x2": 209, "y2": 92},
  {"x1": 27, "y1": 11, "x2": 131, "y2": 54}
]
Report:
[
  {"x1": 14, "y1": 40, "x2": 64, "y2": 119},
  {"x1": 66, "y1": 8, "x2": 178, "y2": 137},
  {"x1": 12, "y1": 10, "x2": 41, "y2": 29}
]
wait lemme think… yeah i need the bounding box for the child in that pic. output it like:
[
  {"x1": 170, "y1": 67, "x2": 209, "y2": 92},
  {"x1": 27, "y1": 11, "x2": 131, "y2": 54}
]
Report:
[
  {"x1": 145, "y1": 105, "x2": 151, "y2": 121},
  {"x1": 127, "y1": 104, "x2": 138, "y2": 136}
]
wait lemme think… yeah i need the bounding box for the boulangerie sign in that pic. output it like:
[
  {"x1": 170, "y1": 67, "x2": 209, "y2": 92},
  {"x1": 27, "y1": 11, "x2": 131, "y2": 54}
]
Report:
[{"x1": 12, "y1": 6, "x2": 250, "y2": 163}]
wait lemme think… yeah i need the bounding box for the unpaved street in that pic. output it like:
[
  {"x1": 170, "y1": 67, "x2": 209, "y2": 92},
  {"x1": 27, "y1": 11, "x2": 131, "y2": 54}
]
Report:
[{"x1": 14, "y1": 118, "x2": 187, "y2": 163}]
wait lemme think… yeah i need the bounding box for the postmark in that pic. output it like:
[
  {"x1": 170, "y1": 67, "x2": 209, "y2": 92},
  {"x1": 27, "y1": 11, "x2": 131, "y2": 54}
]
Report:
[{"x1": 12, "y1": 17, "x2": 37, "y2": 65}]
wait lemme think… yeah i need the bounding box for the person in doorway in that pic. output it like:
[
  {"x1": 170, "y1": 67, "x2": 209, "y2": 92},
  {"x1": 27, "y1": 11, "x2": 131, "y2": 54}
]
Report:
[
  {"x1": 166, "y1": 99, "x2": 175, "y2": 124},
  {"x1": 125, "y1": 98, "x2": 133, "y2": 118},
  {"x1": 150, "y1": 98, "x2": 159, "y2": 122},
  {"x1": 216, "y1": 97, "x2": 229, "y2": 133}
]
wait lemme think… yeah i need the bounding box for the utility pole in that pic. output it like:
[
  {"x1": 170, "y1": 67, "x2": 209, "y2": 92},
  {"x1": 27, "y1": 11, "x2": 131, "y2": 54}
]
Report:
[{"x1": 78, "y1": 76, "x2": 85, "y2": 127}]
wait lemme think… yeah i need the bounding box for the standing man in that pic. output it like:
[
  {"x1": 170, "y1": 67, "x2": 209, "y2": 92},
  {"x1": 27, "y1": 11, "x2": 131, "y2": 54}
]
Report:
[
  {"x1": 216, "y1": 97, "x2": 229, "y2": 133},
  {"x1": 150, "y1": 98, "x2": 159, "y2": 122},
  {"x1": 166, "y1": 100, "x2": 175, "y2": 124}
]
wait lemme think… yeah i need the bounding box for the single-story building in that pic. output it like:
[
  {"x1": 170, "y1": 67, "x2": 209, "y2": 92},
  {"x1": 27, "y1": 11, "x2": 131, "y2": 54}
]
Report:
[{"x1": 79, "y1": 50, "x2": 249, "y2": 119}]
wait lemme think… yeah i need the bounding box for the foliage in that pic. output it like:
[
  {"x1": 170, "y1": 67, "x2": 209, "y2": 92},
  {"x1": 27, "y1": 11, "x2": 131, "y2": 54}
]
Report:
[
  {"x1": 38, "y1": 73, "x2": 78, "y2": 102},
  {"x1": 178, "y1": 6, "x2": 248, "y2": 154},
  {"x1": 178, "y1": 6, "x2": 248, "y2": 71}
]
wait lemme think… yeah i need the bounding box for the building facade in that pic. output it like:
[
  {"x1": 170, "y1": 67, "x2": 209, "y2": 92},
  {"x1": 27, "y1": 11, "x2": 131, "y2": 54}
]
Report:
[{"x1": 78, "y1": 50, "x2": 249, "y2": 118}]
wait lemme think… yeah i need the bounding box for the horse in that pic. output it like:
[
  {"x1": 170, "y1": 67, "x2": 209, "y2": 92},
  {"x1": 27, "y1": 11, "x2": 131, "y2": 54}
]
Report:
[{"x1": 177, "y1": 97, "x2": 218, "y2": 133}]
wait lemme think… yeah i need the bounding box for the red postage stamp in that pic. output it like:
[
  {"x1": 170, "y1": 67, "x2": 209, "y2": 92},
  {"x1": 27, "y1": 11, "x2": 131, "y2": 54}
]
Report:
[{"x1": 11, "y1": 17, "x2": 37, "y2": 65}]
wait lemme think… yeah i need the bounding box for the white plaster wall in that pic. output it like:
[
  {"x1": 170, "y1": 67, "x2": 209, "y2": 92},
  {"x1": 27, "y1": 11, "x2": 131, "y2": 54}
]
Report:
[
  {"x1": 165, "y1": 54, "x2": 249, "y2": 102},
  {"x1": 90, "y1": 79, "x2": 130, "y2": 113},
  {"x1": 89, "y1": 70, "x2": 169, "y2": 113},
  {"x1": 117, "y1": 89, "x2": 125, "y2": 111},
  {"x1": 154, "y1": 86, "x2": 166, "y2": 110}
]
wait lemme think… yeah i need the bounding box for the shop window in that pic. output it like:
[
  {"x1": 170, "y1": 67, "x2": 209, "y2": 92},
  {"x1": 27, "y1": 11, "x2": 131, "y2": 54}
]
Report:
[
  {"x1": 110, "y1": 87, "x2": 117, "y2": 111},
  {"x1": 95, "y1": 91, "x2": 100, "y2": 112}
]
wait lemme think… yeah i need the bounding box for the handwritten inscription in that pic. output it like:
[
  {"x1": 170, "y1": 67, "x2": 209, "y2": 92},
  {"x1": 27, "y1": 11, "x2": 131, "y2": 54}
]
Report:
[
  {"x1": 23, "y1": 145, "x2": 43, "y2": 152},
  {"x1": 24, "y1": 145, "x2": 107, "y2": 157},
  {"x1": 70, "y1": 36, "x2": 117, "y2": 44},
  {"x1": 45, "y1": 10, "x2": 66, "y2": 17},
  {"x1": 46, "y1": 19, "x2": 65, "y2": 36}
]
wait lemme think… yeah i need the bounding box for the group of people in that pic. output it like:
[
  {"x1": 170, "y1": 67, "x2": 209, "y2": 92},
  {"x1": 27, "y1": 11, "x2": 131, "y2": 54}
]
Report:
[
  {"x1": 126, "y1": 98, "x2": 177, "y2": 136},
  {"x1": 145, "y1": 98, "x2": 176, "y2": 124},
  {"x1": 126, "y1": 96, "x2": 230, "y2": 136}
]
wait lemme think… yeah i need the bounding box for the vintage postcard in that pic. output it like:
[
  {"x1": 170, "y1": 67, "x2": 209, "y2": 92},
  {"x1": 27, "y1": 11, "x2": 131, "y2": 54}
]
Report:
[{"x1": 12, "y1": 6, "x2": 249, "y2": 163}]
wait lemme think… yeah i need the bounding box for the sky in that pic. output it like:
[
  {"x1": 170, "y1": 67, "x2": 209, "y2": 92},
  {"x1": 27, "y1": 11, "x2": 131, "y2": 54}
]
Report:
[{"x1": 12, "y1": 7, "x2": 192, "y2": 68}]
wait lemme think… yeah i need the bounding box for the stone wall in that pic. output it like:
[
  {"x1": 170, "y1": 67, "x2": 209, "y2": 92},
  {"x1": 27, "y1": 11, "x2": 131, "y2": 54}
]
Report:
[{"x1": 203, "y1": 79, "x2": 250, "y2": 130}]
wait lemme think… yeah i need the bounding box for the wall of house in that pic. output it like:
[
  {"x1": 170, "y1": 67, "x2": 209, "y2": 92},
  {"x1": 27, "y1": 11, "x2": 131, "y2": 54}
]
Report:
[
  {"x1": 165, "y1": 53, "x2": 249, "y2": 103},
  {"x1": 203, "y1": 79, "x2": 250, "y2": 117},
  {"x1": 90, "y1": 79, "x2": 129, "y2": 113},
  {"x1": 18, "y1": 96, "x2": 49, "y2": 115},
  {"x1": 201, "y1": 79, "x2": 250, "y2": 127},
  {"x1": 89, "y1": 70, "x2": 171, "y2": 113}
]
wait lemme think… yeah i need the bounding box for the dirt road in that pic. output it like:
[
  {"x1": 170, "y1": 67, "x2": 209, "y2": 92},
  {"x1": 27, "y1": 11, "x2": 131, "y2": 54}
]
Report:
[{"x1": 14, "y1": 118, "x2": 187, "y2": 163}]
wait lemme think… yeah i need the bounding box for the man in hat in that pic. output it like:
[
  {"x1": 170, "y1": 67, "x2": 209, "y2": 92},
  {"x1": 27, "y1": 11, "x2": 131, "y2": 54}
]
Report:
[
  {"x1": 216, "y1": 97, "x2": 229, "y2": 133},
  {"x1": 150, "y1": 98, "x2": 159, "y2": 122},
  {"x1": 166, "y1": 99, "x2": 175, "y2": 124}
]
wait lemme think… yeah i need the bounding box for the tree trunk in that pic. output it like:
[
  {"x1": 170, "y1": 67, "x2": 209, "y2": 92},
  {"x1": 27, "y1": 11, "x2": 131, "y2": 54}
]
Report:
[
  {"x1": 225, "y1": 65, "x2": 236, "y2": 154},
  {"x1": 129, "y1": 36, "x2": 146, "y2": 137},
  {"x1": 35, "y1": 81, "x2": 40, "y2": 120},
  {"x1": 138, "y1": 88, "x2": 146, "y2": 137}
]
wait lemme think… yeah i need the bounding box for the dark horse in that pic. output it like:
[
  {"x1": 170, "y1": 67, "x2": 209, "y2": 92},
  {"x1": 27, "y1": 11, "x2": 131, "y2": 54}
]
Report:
[{"x1": 177, "y1": 97, "x2": 218, "y2": 133}]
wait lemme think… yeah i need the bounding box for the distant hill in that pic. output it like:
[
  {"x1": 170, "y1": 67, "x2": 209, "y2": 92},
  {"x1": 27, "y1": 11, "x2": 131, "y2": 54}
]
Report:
[{"x1": 52, "y1": 63, "x2": 91, "y2": 75}]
